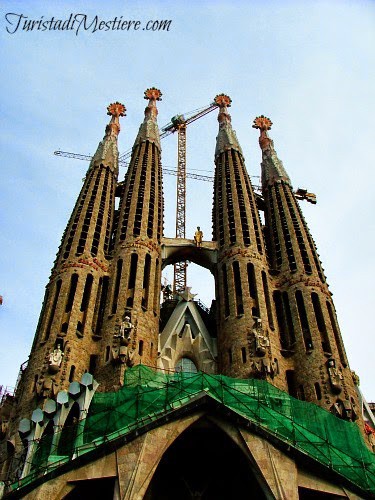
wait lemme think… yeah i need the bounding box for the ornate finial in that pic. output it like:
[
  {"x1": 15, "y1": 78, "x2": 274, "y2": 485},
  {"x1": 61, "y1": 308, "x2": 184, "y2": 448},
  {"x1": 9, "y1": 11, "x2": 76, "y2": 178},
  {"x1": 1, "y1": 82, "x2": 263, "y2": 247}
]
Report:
[
  {"x1": 252, "y1": 115, "x2": 272, "y2": 131},
  {"x1": 144, "y1": 87, "x2": 162, "y2": 101},
  {"x1": 107, "y1": 102, "x2": 126, "y2": 118},
  {"x1": 214, "y1": 94, "x2": 232, "y2": 107}
]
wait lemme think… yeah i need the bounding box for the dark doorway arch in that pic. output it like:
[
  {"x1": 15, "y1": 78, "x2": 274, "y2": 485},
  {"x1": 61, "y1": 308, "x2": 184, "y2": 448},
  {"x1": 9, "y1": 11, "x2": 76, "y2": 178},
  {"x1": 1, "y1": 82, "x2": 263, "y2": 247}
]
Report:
[
  {"x1": 144, "y1": 419, "x2": 267, "y2": 499},
  {"x1": 57, "y1": 402, "x2": 80, "y2": 457}
]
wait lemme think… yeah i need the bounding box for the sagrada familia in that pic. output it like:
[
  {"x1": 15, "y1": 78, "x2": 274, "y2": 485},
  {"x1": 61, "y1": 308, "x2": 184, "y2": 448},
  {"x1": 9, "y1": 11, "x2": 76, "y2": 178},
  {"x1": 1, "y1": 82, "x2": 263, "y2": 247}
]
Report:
[{"x1": 0, "y1": 88, "x2": 375, "y2": 499}]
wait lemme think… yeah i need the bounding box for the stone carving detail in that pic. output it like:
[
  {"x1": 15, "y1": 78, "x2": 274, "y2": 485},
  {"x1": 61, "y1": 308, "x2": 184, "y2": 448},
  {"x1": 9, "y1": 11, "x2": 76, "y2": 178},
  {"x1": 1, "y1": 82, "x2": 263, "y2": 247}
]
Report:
[
  {"x1": 252, "y1": 318, "x2": 269, "y2": 357},
  {"x1": 48, "y1": 346, "x2": 64, "y2": 374},
  {"x1": 250, "y1": 358, "x2": 278, "y2": 379},
  {"x1": 351, "y1": 370, "x2": 360, "y2": 386},
  {"x1": 327, "y1": 359, "x2": 343, "y2": 395},
  {"x1": 122, "y1": 238, "x2": 161, "y2": 255},
  {"x1": 36, "y1": 377, "x2": 58, "y2": 400},
  {"x1": 112, "y1": 314, "x2": 136, "y2": 366},
  {"x1": 330, "y1": 398, "x2": 358, "y2": 422},
  {"x1": 275, "y1": 274, "x2": 330, "y2": 297},
  {"x1": 52, "y1": 257, "x2": 108, "y2": 277},
  {"x1": 218, "y1": 247, "x2": 263, "y2": 263}
]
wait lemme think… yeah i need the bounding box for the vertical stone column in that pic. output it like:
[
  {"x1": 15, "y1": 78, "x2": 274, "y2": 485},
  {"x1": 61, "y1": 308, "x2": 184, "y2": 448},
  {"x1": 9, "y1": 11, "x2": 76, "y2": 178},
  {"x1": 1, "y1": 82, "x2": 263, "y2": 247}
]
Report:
[
  {"x1": 254, "y1": 116, "x2": 359, "y2": 420},
  {"x1": 97, "y1": 89, "x2": 164, "y2": 387},
  {"x1": 213, "y1": 96, "x2": 283, "y2": 388},
  {"x1": 13, "y1": 103, "x2": 125, "y2": 419}
]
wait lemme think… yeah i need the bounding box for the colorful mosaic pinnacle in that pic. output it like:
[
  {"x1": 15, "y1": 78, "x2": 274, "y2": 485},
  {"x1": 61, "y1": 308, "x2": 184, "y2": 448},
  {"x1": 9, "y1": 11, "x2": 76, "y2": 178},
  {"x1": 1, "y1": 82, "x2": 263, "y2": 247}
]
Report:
[
  {"x1": 252, "y1": 115, "x2": 273, "y2": 131},
  {"x1": 107, "y1": 101, "x2": 126, "y2": 117},
  {"x1": 214, "y1": 93, "x2": 232, "y2": 107},
  {"x1": 144, "y1": 87, "x2": 162, "y2": 101}
]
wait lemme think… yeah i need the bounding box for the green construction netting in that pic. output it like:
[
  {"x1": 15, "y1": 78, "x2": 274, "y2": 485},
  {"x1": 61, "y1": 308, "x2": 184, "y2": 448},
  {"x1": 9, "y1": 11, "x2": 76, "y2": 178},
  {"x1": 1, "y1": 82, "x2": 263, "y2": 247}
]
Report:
[
  {"x1": 84, "y1": 366, "x2": 375, "y2": 495},
  {"x1": 11, "y1": 366, "x2": 375, "y2": 496}
]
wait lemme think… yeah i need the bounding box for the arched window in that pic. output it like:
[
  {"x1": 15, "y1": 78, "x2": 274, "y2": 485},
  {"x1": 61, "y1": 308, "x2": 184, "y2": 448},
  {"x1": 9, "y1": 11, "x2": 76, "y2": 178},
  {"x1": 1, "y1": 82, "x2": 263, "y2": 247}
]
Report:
[{"x1": 175, "y1": 358, "x2": 198, "y2": 373}]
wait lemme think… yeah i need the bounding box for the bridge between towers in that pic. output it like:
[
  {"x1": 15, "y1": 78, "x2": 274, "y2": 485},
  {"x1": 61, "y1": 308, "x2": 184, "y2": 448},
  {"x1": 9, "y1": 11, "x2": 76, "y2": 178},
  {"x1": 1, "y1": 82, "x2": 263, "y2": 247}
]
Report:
[{"x1": 161, "y1": 238, "x2": 218, "y2": 273}]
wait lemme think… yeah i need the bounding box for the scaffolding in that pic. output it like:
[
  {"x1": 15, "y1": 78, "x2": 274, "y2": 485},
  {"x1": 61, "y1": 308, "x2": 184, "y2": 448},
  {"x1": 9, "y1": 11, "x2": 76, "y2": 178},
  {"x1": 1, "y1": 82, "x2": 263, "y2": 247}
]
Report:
[{"x1": 5, "y1": 366, "x2": 375, "y2": 497}]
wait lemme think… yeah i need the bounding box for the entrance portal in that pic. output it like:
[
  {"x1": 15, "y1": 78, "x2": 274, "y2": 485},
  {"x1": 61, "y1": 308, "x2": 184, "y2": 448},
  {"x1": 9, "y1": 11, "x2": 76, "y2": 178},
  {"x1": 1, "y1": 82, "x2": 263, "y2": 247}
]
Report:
[{"x1": 145, "y1": 419, "x2": 267, "y2": 499}]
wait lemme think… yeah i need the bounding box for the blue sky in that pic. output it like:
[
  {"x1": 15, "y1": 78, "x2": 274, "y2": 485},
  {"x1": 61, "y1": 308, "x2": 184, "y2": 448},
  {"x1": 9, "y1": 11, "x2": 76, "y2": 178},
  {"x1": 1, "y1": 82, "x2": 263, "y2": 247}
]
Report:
[{"x1": 1, "y1": 0, "x2": 374, "y2": 400}]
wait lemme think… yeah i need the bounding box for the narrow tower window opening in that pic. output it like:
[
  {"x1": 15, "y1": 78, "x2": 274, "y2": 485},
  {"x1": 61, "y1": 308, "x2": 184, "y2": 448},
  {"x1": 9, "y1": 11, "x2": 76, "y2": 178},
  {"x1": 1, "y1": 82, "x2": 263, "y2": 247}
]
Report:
[
  {"x1": 128, "y1": 254, "x2": 138, "y2": 289},
  {"x1": 286, "y1": 370, "x2": 297, "y2": 398},
  {"x1": 142, "y1": 254, "x2": 151, "y2": 310},
  {"x1": 273, "y1": 291, "x2": 290, "y2": 349},
  {"x1": 241, "y1": 347, "x2": 247, "y2": 363},
  {"x1": 314, "y1": 382, "x2": 322, "y2": 400},
  {"x1": 232, "y1": 261, "x2": 244, "y2": 315},
  {"x1": 295, "y1": 290, "x2": 313, "y2": 351},
  {"x1": 138, "y1": 340, "x2": 144, "y2": 356},
  {"x1": 94, "y1": 276, "x2": 109, "y2": 334},
  {"x1": 89, "y1": 355, "x2": 98, "y2": 374},
  {"x1": 80, "y1": 274, "x2": 93, "y2": 312},
  {"x1": 65, "y1": 274, "x2": 78, "y2": 313},
  {"x1": 44, "y1": 279, "x2": 62, "y2": 341},
  {"x1": 326, "y1": 301, "x2": 347, "y2": 366},
  {"x1": 69, "y1": 365, "x2": 76, "y2": 382},
  {"x1": 282, "y1": 292, "x2": 296, "y2": 345},
  {"x1": 247, "y1": 263, "x2": 258, "y2": 300},
  {"x1": 105, "y1": 346, "x2": 110, "y2": 362},
  {"x1": 262, "y1": 271, "x2": 274, "y2": 329},
  {"x1": 311, "y1": 292, "x2": 331, "y2": 353},
  {"x1": 222, "y1": 265, "x2": 230, "y2": 318},
  {"x1": 111, "y1": 259, "x2": 123, "y2": 314}
]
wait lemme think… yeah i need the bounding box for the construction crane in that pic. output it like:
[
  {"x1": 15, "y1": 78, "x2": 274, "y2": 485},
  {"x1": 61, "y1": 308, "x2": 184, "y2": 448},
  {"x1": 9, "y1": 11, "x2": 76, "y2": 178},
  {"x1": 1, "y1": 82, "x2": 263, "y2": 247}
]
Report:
[
  {"x1": 55, "y1": 101, "x2": 220, "y2": 296},
  {"x1": 160, "y1": 103, "x2": 219, "y2": 294},
  {"x1": 54, "y1": 103, "x2": 316, "y2": 295}
]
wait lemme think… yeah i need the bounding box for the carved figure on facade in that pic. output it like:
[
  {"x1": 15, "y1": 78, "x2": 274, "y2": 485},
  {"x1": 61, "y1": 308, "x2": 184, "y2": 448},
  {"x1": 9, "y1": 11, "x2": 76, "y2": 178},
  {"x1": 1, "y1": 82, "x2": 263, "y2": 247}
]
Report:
[
  {"x1": 112, "y1": 314, "x2": 136, "y2": 366},
  {"x1": 48, "y1": 346, "x2": 64, "y2": 374},
  {"x1": 36, "y1": 377, "x2": 58, "y2": 400},
  {"x1": 252, "y1": 318, "x2": 269, "y2": 357},
  {"x1": 194, "y1": 227, "x2": 203, "y2": 248},
  {"x1": 327, "y1": 359, "x2": 343, "y2": 395}
]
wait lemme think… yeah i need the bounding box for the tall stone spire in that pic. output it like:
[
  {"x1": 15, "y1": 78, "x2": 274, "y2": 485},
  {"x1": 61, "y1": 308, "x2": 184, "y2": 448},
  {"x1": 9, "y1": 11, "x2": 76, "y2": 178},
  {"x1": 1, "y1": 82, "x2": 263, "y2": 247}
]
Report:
[
  {"x1": 90, "y1": 101, "x2": 126, "y2": 168},
  {"x1": 252, "y1": 115, "x2": 291, "y2": 187},
  {"x1": 133, "y1": 87, "x2": 162, "y2": 149},
  {"x1": 14, "y1": 103, "x2": 125, "y2": 417},
  {"x1": 97, "y1": 89, "x2": 164, "y2": 387},
  {"x1": 254, "y1": 117, "x2": 359, "y2": 420},
  {"x1": 214, "y1": 94, "x2": 243, "y2": 157},
  {"x1": 213, "y1": 96, "x2": 282, "y2": 386}
]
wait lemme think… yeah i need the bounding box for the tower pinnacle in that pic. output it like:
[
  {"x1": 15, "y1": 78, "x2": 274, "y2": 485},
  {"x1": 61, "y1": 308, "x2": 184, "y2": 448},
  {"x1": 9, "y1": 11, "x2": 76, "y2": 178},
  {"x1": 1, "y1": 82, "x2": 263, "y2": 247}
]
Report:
[
  {"x1": 253, "y1": 115, "x2": 290, "y2": 186},
  {"x1": 214, "y1": 94, "x2": 242, "y2": 157},
  {"x1": 134, "y1": 87, "x2": 162, "y2": 148},
  {"x1": 91, "y1": 102, "x2": 126, "y2": 169},
  {"x1": 105, "y1": 101, "x2": 126, "y2": 137}
]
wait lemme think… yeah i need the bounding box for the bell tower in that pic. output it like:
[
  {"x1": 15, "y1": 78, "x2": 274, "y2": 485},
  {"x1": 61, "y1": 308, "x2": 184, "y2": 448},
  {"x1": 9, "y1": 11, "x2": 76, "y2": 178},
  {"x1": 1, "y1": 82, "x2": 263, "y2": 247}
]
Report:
[
  {"x1": 213, "y1": 96, "x2": 284, "y2": 387},
  {"x1": 254, "y1": 116, "x2": 359, "y2": 419},
  {"x1": 14, "y1": 102, "x2": 125, "y2": 418},
  {"x1": 96, "y1": 88, "x2": 164, "y2": 387}
]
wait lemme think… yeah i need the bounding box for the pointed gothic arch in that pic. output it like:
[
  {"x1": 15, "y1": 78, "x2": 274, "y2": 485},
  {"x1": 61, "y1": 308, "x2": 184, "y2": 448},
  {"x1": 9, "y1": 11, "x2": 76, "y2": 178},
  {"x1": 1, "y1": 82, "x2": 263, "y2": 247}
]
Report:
[{"x1": 144, "y1": 418, "x2": 267, "y2": 499}]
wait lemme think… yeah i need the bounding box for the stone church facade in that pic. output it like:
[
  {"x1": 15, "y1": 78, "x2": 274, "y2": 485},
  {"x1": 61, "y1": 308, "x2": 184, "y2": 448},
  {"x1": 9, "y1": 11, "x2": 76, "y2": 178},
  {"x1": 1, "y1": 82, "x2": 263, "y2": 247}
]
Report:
[{"x1": 0, "y1": 89, "x2": 374, "y2": 499}]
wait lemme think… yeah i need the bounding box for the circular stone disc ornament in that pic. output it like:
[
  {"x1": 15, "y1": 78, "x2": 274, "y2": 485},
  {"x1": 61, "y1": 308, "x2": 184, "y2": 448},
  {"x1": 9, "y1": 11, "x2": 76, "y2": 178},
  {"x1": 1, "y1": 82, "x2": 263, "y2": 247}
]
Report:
[
  {"x1": 214, "y1": 94, "x2": 232, "y2": 107},
  {"x1": 144, "y1": 87, "x2": 162, "y2": 101},
  {"x1": 107, "y1": 102, "x2": 126, "y2": 117},
  {"x1": 252, "y1": 115, "x2": 273, "y2": 131}
]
